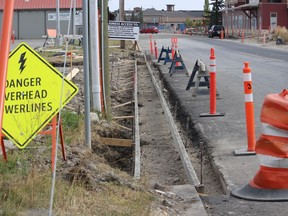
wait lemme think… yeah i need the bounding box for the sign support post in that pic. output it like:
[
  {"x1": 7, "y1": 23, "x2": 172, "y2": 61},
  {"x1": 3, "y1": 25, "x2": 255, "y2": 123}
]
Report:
[
  {"x1": 0, "y1": 0, "x2": 15, "y2": 161},
  {"x1": 39, "y1": 114, "x2": 66, "y2": 169}
]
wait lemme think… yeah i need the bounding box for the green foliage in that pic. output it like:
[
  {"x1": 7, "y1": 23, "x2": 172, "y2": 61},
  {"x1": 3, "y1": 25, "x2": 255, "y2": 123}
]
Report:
[
  {"x1": 61, "y1": 110, "x2": 81, "y2": 130},
  {"x1": 203, "y1": 0, "x2": 211, "y2": 27},
  {"x1": 60, "y1": 110, "x2": 84, "y2": 144},
  {"x1": 0, "y1": 152, "x2": 30, "y2": 176},
  {"x1": 210, "y1": 0, "x2": 225, "y2": 26},
  {"x1": 204, "y1": 0, "x2": 210, "y2": 13},
  {"x1": 185, "y1": 18, "x2": 193, "y2": 28}
]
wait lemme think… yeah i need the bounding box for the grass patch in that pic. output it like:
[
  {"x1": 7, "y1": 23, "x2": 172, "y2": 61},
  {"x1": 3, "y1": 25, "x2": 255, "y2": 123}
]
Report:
[
  {"x1": 60, "y1": 110, "x2": 85, "y2": 145},
  {"x1": 274, "y1": 26, "x2": 288, "y2": 42},
  {"x1": 0, "y1": 152, "x2": 154, "y2": 215}
]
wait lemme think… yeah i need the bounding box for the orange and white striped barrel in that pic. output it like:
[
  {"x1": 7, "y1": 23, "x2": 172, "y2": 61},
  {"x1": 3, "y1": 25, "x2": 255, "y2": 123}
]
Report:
[
  {"x1": 243, "y1": 62, "x2": 256, "y2": 152},
  {"x1": 251, "y1": 89, "x2": 288, "y2": 189}
]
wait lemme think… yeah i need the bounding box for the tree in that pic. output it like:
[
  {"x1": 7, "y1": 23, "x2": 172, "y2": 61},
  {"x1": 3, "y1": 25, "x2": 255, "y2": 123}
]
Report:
[
  {"x1": 185, "y1": 18, "x2": 193, "y2": 28},
  {"x1": 203, "y1": 0, "x2": 211, "y2": 27},
  {"x1": 138, "y1": 8, "x2": 143, "y2": 27},
  {"x1": 210, "y1": 0, "x2": 225, "y2": 26},
  {"x1": 131, "y1": 10, "x2": 135, "y2": 21}
]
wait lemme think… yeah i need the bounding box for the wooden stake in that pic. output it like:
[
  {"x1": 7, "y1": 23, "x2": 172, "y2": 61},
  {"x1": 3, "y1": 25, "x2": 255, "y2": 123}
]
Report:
[
  {"x1": 113, "y1": 100, "x2": 134, "y2": 109},
  {"x1": 101, "y1": 137, "x2": 133, "y2": 147}
]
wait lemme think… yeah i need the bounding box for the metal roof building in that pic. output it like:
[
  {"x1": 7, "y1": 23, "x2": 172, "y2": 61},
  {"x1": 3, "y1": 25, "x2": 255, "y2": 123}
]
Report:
[
  {"x1": 142, "y1": 6, "x2": 204, "y2": 32},
  {"x1": 0, "y1": 0, "x2": 82, "y2": 10},
  {"x1": 0, "y1": 0, "x2": 83, "y2": 39}
]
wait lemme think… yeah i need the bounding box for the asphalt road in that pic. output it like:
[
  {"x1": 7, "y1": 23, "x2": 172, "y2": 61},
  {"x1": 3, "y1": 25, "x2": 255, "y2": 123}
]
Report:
[
  {"x1": 139, "y1": 33, "x2": 288, "y2": 215},
  {"x1": 139, "y1": 32, "x2": 288, "y2": 152}
]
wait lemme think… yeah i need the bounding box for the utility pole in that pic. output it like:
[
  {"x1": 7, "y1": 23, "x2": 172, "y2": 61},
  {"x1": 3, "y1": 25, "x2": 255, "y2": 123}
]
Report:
[
  {"x1": 83, "y1": 0, "x2": 92, "y2": 148},
  {"x1": 101, "y1": 0, "x2": 111, "y2": 118},
  {"x1": 89, "y1": 0, "x2": 101, "y2": 111},
  {"x1": 73, "y1": 0, "x2": 76, "y2": 36},
  {"x1": 119, "y1": 0, "x2": 125, "y2": 49},
  {"x1": 56, "y1": 0, "x2": 61, "y2": 46}
]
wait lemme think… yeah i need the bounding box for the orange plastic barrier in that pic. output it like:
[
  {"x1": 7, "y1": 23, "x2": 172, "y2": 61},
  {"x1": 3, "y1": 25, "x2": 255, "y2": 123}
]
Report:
[
  {"x1": 200, "y1": 48, "x2": 224, "y2": 117},
  {"x1": 171, "y1": 38, "x2": 175, "y2": 60},
  {"x1": 173, "y1": 37, "x2": 180, "y2": 67},
  {"x1": 234, "y1": 63, "x2": 256, "y2": 156},
  {"x1": 243, "y1": 62, "x2": 256, "y2": 152},
  {"x1": 149, "y1": 34, "x2": 153, "y2": 55},
  {"x1": 154, "y1": 40, "x2": 158, "y2": 59},
  {"x1": 232, "y1": 89, "x2": 288, "y2": 201},
  {"x1": 210, "y1": 48, "x2": 216, "y2": 114}
]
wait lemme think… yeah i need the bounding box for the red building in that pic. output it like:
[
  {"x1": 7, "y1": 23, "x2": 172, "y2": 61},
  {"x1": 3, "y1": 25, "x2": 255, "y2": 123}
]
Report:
[{"x1": 222, "y1": 0, "x2": 287, "y2": 33}]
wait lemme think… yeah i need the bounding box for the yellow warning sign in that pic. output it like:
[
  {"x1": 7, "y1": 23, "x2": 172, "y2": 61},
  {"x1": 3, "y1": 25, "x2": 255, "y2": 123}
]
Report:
[{"x1": 3, "y1": 43, "x2": 78, "y2": 149}]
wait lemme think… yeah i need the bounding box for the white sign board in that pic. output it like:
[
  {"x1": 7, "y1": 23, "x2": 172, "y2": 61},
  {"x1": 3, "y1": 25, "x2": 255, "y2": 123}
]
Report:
[
  {"x1": 75, "y1": 12, "x2": 83, "y2": 25},
  {"x1": 48, "y1": 13, "x2": 70, "y2": 21},
  {"x1": 108, "y1": 21, "x2": 140, "y2": 41}
]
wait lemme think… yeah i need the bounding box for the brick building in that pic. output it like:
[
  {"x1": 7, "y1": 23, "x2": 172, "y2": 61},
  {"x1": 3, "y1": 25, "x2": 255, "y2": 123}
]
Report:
[{"x1": 222, "y1": 0, "x2": 288, "y2": 32}]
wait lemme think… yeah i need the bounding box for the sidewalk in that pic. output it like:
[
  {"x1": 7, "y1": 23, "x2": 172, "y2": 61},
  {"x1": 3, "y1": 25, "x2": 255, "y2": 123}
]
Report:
[{"x1": 230, "y1": 35, "x2": 288, "y2": 50}]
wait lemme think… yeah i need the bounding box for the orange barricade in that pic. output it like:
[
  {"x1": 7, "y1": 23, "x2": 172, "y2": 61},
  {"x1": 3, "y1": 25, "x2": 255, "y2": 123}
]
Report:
[
  {"x1": 200, "y1": 48, "x2": 224, "y2": 117},
  {"x1": 232, "y1": 89, "x2": 288, "y2": 201},
  {"x1": 171, "y1": 38, "x2": 175, "y2": 60},
  {"x1": 174, "y1": 38, "x2": 180, "y2": 67},
  {"x1": 210, "y1": 48, "x2": 216, "y2": 114},
  {"x1": 149, "y1": 34, "x2": 153, "y2": 55},
  {"x1": 234, "y1": 62, "x2": 256, "y2": 155},
  {"x1": 243, "y1": 63, "x2": 256, "y2": 152},
  {"x1": 43, "y1": 28, "x2": 57, "y2": 47},
  {"x1": 154, "y1": 40, "x2": 158, "y2": 59}
]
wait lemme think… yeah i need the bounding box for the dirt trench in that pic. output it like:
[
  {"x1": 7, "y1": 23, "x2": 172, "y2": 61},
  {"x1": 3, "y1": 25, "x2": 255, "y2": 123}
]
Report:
[{"x1": 107, "y1": 49, "x2": 226, "y2": 214}]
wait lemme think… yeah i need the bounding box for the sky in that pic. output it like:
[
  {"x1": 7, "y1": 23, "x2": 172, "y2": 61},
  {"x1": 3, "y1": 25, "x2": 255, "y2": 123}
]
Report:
[{"x1": 108, "y1": 0, "x2": 205, "y2": 11}]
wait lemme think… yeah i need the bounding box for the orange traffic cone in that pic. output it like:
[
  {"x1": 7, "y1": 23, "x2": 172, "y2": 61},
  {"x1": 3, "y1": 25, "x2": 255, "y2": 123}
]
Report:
[{"x1": 231, "y1": 89, "x2": 288, "y2": 201}]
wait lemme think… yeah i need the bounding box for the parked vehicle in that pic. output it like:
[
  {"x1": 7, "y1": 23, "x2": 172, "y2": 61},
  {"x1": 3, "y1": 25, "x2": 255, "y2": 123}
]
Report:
[
  {"x1": 140, "y1": 26, "x2": 159, "y2": 34},
  {"x1": 208, "y1": 25, "x2": 225, "y2": 38}
]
